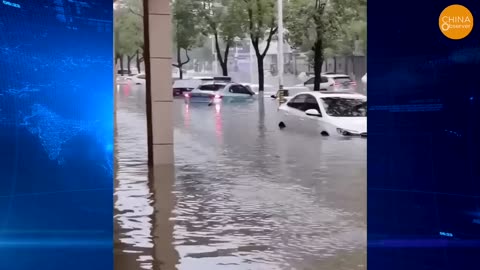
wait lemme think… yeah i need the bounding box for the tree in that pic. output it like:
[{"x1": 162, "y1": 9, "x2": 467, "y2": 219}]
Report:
[
  {"x1": 197, "y1": 0, "x2": 246, "y2": 76},
  {"x1": 114, "y1": 0, "x2": 144, "y2": 74},
  {"x1": 241, "y1": 0, "x2": 277, "y2": 91},
  {"x1": 334, "y1": 1, "x2": 366, "y2": 57},
  {"x1": 124, "y1": 0, "x2": 145, "y2": 72},
  {"x1": 286, "y1": 0, "x2": 365, "y2": 90},
  {"x1": 172, "y1": 0, "x2": 201, "y2": 79}
]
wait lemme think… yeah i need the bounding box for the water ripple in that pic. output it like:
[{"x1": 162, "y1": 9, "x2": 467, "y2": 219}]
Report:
[{"x1": 114, "y1": 84, "x2": 366, "y2": 270}]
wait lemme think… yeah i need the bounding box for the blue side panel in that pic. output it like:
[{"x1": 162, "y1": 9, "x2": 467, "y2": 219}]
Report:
[
  {"x1": 0, "y1": 1, "x2": 113, "y2": 269},
  {"x1": 368, "y1": 1, "x2": 480, "y2": 270}
]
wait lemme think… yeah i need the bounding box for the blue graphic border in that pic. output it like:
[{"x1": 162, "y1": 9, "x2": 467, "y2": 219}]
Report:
[
  {"x1": 368, "y1": 0, "x2": 480, "y2": 269},
  {"x1": 0, "y1": 1, "x2": 113, "y2": 269}
]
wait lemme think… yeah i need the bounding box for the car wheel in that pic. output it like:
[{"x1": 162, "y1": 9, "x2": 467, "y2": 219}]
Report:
[{"x1": 278, "y1": 122, "x2": 286, "y2": 129}]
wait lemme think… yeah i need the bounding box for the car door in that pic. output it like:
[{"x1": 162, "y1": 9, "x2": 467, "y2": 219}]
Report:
[
  {"x1": 302, "y1": 94, "x2": 325, "y2": 134},
  {"x1": 283, "y1": 94, "x2": 308, "y2": 130},
  {"x1": 304, "y1": 77, "x2": 329, "y2": 91},
  {"x1": 319, "y1": 76, "x2": 330, "y2": 90},
  {"x1": 304, "y1": 77, "x2": 315, "y2": 91},
  {"x1": 227, "y1": 84, "x2": 254, "y2": 101}
]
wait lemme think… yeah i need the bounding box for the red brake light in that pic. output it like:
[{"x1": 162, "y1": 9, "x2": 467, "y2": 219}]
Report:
[
  {"x1": 184, "y1": 93, "x2": 190, "y2": 98},
  {"x1": 214, "y1": 94, "x2": 222, "y2": 99}
]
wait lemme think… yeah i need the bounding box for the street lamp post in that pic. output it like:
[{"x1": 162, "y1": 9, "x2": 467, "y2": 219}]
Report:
[
  {"x1": 277, "y1": 0, "x2": 284, "y2": 90},
  {"x1": 211, "y1": 35, "x2": 218, "y2": 75}
]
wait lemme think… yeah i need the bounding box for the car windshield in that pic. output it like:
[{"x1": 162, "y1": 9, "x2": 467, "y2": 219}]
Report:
[
  {"x1": 198, "y1": 84, "x2": 226, "y2": 91},
  {"x1": 321, "y1": 97, "x2": 367, "y2": 117}
]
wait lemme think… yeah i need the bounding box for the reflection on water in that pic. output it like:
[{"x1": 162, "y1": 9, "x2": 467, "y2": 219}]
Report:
[{"x1": 114, "y1": 84, "x2": 366, "y2": 270}]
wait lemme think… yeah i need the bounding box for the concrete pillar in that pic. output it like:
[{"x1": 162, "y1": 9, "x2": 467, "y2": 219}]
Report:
[
  {"x1": 143, "y1": 0, "x2": 174, "y2": 166},
  {"x1": 151, "y1": 165, "x2": 179, "y2": 269}
]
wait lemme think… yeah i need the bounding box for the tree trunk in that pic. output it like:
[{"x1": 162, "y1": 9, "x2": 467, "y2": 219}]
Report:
[
  {"x1": 173, "y1": 48, "x2": 190, "y2": 80},
  {"x1": 219, "y1": 43, "x2": 230, "y2": 76},
  {"x1": 256, "y1": 54, "x2": 264, "y2": 91},
  {"x1": 213, "y1": 33, "x2": 230, "y2": 76},
  {"x1": 119, "y1": 56, "x2": 124, "y2": 76},
  {"x1": 220, "y1": 62, "x2": 228, "y2": 76},
  {"x1": 176, "y1": 46, "x2": 183, "y2": 79},
  {"x1": 222, "y1": 43, "x2": 230, "y2": 76},
  {"x1": 313, "y1": 39, "x2": 323, "y2": 91},
  {"x1": 136, "y1": 50, "x2": 142, "y2": 73},
  {"x1": 127, "y1": 55, "x2": 135, "y2": 74}
]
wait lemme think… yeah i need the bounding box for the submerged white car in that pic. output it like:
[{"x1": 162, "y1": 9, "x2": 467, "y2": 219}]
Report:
[
  {"x1": 184, "y1": 82, "x2": 256, "y2": 104},
  {"x1": 361, "y1": 73, "x2": 367, "y2": 92},
  {"x1": 116, "y1": 73, "x2": 145, "y2": 85},
  {"x1": 278, "y1": 91, "x2": 367, "y2": 137},
  {"x1": 279, "y1": 73, "x2": 357, "y2": 98},
  {"x1": 130, "y1": 73, "x2": 145, "y2": 85}
]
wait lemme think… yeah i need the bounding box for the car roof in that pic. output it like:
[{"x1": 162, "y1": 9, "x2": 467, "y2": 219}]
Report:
[
  {"x1": 323, "y1": 73, "x2": 350, "y2": 77},
  {"x1": 173, "y1": 79, "x2": 202, "y2": 87},
  {"x1": 304, "y1": 73, "x2": 352, "y2": 79},
  {"x1": 198, "y1": 81, "x2": 229, "y2": 86},
  {"x1": 192, "y1": 76, "x2": 231, "y2": 81},
  {"x1": 294, "y1": 91, "x2": 366, "y2": 99}
]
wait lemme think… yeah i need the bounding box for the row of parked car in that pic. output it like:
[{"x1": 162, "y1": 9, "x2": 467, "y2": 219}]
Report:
[
  {"x1": 172, "y1": 72, "x2": 364, "y2": 97},
  {"x1": 116, "y1": 71, "x2": 367, "y2": 138},
  {"x1": 172, "y1": 75, "x2": 367, "y2": 138},
  {"x1": 172, "y1": 76, "x2": 260, "y2": 105}
]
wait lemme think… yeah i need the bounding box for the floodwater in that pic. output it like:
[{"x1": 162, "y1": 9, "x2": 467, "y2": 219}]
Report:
[{"x1": 114, "y1": 83, "x2": 366, "y2": 270}]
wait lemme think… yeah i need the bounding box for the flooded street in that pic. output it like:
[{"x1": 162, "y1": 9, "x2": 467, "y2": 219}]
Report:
[{"x1": 114, "y1": 84, "x2": 366, "y2": 270}]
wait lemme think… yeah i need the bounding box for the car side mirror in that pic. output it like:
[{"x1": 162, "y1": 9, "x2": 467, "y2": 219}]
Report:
[{"x1": 305, "y1": 109, "x2": 321, "y2": 117}]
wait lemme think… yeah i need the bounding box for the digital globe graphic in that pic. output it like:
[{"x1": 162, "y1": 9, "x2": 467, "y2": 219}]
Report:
[{"x1": 0, "y1": 1, "x2": 113, "y2": 269}]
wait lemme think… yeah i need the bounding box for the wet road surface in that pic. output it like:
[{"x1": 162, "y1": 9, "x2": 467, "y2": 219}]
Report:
[{"x1": 114, "y1": 84, "x2": 366, "y2": 270}]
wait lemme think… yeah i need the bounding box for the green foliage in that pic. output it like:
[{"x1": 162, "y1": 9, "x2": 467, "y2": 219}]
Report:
[
  {"x1": 172, "y1": 0, "x2": 201, "y2": 52},
  {"x1": 237, "y1": 0, "x2": 277, "y2": 89},
  {"x1": 332, "y1": 0, "x2": 366, "y2": 55},
  {"x1": 196, "y1": 0, "x2": 244, "y2": 42},
  {"x1": 240, "y1": 0, "x2": 277, "y2": 45},
  {"x1": 114, "y1": 0, "x2": 143, "y2": 57},
  {"x1": 194, "y1": 0, "x2": 247, "y2": 75},
  {"x1": 285, "y1": 0, "x2": 366, "y2": 56},
  {"x1": 286, "y1": 0, "x2": 337, "y2": 52},
  {"x1": 219, "y1": 0, "x2": 248, "y2": 44}
]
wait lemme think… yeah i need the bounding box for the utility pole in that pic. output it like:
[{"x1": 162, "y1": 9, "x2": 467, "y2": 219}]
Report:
[
  {"x1": 277, "y1": 0, "x2": 284, "y2": 90},
  {"x1": 211, "y1": 35, "x2": 218, "y2": 75}
]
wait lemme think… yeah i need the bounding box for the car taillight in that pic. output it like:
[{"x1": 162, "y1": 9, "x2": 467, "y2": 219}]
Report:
[
  {"x1": 213, "y1": 94, "x2": 222, "y2": 99},
  {"x1": 350, "y1": 81, "x2": 357, "y2": 88},
  {"x1": 184, "y1": 93, "x2": 190, "y2": 98}
]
